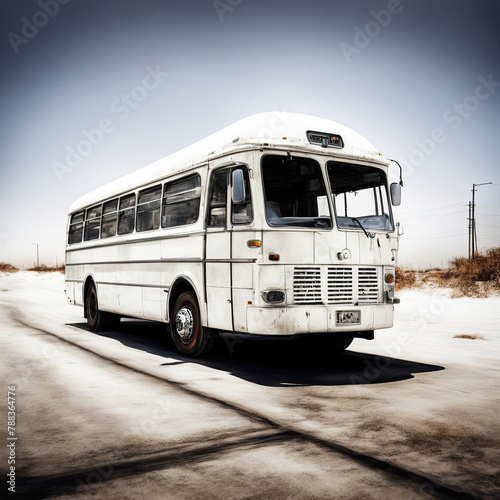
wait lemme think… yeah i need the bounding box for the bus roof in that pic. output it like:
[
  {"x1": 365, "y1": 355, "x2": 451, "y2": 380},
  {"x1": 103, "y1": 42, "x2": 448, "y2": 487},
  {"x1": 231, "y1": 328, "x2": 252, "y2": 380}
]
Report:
[{"x1": 69, "y1": 112, "x2": 385, "y2": 214}]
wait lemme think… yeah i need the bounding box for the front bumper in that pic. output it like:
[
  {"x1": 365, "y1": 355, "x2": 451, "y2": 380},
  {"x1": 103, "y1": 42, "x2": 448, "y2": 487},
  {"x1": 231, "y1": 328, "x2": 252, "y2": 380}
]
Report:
[{"x1": 246, "y1": 303, "x2": 394, "y2": 336}]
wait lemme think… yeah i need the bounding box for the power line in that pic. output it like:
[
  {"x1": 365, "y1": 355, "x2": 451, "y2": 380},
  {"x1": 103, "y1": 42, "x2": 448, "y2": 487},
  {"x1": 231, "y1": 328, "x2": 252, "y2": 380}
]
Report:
[
  {"x1": 406, "y1": 233, "x2": 467, "y2": 239},
  {"x1": 396, "y1": 201, "x2": 465, "y2": 215},
  {"x1": 401, "y1": 210, "x2": 467, "y2": 221}
]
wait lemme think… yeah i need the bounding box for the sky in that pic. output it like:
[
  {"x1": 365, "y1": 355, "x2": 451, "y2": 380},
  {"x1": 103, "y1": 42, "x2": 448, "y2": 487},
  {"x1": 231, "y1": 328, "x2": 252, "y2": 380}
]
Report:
[{"x1": 0, "y1": 0, "x2": 499, "y2": 269}]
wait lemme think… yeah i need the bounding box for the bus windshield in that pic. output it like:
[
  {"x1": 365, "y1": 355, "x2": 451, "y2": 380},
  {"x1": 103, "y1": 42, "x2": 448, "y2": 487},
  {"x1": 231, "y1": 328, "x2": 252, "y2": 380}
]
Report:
[
  {"x1": 262, "y1": 154, "x2": 332, "y2": 228},
  {"x1": 327, "y1": 161, "x2": 394, "y2": 231}
]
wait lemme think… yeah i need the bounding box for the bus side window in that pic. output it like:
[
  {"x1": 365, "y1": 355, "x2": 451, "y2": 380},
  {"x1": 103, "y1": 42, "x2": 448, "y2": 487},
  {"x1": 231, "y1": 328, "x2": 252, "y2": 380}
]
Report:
[
  {"x1": 68, "y1": 212, "x2": 84, "y2": 244},
  {"x1": 137, "y1": 185, "x2": 162, "y2": 232},
  {"x1": 84, "y1": 204, "x2": 102, "y2": 241},
  {"x1": 102, "y1": 198, "x2": 118, "y2": 238},
  {"x1": 208, "y1": 170, "x2": 227, "y2": 227},
  {"x1": 162, "y1": 174, "x2": 201, "y2": 228},
  {"x1": 118, "y1": 194, "x2": 136, "y2": 235},
  {"x1": 231, "y1": 168, "x2": 252, "y2": 225}
]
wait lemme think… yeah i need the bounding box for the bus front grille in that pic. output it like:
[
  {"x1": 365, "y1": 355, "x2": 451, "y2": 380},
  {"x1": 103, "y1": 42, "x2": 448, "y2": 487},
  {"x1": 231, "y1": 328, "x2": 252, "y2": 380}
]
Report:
[
  {"x1": 357, "y1": 267, "x2": 379, "y2": 303},
  {"x1": 293, "y1": 267, "x2": 322, "y2": 304},
  {"x1": 327, "y1": 267, "x2": 354, "y2": 304},
  {"x1": 293, "y1": 266, "x2": 381, "y2": 305}
]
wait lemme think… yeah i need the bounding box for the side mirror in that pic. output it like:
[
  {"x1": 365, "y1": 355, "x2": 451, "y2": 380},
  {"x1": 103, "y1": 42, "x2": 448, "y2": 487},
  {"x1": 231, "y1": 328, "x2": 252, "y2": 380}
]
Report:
[
  {"x1": 390, "y1": 182, "x2": 401, "y2": 206},
  {"x1": 231, "y1": 169, "x2": 246, "y2": 204}
]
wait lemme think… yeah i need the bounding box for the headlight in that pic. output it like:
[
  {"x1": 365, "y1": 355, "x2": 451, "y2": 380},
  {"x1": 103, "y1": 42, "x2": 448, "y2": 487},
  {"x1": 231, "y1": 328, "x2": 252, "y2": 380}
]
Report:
[{"x1": 262, "y1": 291, "x2": 285, "y2": 304}]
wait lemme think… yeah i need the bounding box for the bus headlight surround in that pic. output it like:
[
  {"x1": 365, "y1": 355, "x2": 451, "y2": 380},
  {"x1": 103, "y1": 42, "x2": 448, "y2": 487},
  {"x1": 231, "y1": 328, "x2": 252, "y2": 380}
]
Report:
[{"x1": 262, "y1": 290, "x2": 285, "y2": 304}]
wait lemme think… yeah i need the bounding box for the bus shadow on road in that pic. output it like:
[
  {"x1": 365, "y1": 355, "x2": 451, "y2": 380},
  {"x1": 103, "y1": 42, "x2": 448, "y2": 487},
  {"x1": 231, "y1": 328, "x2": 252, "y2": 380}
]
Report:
[
  {"x1": 68, "y1": 320, "x2": 445, "y2": 387},
  {"x1": 199, "y1": 340, "x2": 445, "y2": 387}
]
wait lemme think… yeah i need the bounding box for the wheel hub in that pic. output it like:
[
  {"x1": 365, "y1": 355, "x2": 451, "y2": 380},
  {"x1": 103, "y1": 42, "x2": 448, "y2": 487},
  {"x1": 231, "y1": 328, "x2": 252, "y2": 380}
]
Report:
[{"x1": 175, "y1": 306, "x2": 194, "y2": 341}]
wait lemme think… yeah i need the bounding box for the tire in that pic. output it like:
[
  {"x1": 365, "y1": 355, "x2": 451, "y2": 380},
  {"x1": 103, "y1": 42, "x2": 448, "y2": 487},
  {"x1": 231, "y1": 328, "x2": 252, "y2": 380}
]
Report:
[
  {"x1": 171, "y1": 291, "x2": 213, "y2": 357},
  {"x1": 85, "y1": 282, "x2": 120, "y2": 331}
]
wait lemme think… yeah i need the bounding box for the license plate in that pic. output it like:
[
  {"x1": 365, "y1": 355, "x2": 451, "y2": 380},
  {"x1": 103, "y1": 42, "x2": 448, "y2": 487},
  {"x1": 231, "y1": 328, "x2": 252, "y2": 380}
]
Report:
[{"x1": 336, "y1": 310, "x2": 361, "y2": 325}]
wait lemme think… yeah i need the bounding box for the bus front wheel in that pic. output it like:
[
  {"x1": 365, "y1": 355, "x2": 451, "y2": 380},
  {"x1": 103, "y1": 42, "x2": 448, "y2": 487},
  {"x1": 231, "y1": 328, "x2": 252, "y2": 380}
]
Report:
[
  {"x1": 171, "y1": 291, "x2": 213, "y2": 357},
  {"x1": 85, "y1": 282, "x2": 120, "y2": 331}
]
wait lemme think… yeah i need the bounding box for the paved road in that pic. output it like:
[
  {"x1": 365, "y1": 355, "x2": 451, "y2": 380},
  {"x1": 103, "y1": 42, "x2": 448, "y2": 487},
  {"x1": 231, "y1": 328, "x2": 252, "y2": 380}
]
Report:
[{"x1": 1, "y1": 273, "x2": 499, "y2": 499}]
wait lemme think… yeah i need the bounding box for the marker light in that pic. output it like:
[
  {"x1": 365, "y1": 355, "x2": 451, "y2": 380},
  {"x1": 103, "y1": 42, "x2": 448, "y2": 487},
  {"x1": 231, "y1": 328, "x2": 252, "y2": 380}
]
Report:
[
  {"x1": 385, "y1": 272, "x2": 395, "y2": 284},
  {"x1": 247, "y1": 240, "x2": 262, "y2": 247},
  {"x1": 307, "y1": 131, "x2": 344, "y2": 148},
  {"x1": 269, "y1": 253, "x2": 280, "y2": 261}
]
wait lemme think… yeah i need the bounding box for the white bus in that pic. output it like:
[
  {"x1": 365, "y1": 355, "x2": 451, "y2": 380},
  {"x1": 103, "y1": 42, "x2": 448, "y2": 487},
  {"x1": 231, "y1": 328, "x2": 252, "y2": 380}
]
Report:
[{"x1": 65, "y1": 112, "x2": 402, "y2": 357}]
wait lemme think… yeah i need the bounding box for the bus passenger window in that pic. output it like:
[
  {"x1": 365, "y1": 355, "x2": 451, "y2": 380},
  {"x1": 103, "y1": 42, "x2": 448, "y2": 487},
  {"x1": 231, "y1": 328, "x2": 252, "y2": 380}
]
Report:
[
  {"x1": 137, "y1": 185, "x2": 161, "y2": 232},
  {"x1": 84, "y1": 204, "x2": 102, "y2": 241},
  {"x1": 68, "y1": 212, "x2": 84, "y2": 244},
  {"x1": 118, "y1": 194, "x2": 136, "y2": 235},
  {"x1": 208, "y1": 170, "x2": 227, "y2": 227},
  {"x1": 101, "y1": 199, "x2": 118, "y2": 238},
  {"x1": 231, "y1": 168, "x2": 252, "y2": 225},
  {"x1": 162, "y1": 175, "x2": 201, "y2": 228}
]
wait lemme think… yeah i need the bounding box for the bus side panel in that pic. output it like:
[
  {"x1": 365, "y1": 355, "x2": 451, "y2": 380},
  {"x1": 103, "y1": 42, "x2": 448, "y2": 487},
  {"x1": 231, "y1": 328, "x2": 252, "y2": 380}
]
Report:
[
  {"x1": 231, "y1": 230, "x2": 261, "y2": 332},
  {"x1": 65, "y1": 257, "x2": 82, "y2": 306},
  {"x1": 98, "y1": 263, "x2": 119, "y2": 313},
  {"x1": 65, "y1": 281, "x2": 76, "y2": 305},
  {"x1": 161, "y1": 233, "x2": 205, "y2": 323},
  {"x1": 161, "y1": 262, "x2": 205, "y2": 322},
  {"x1": 206, "y1": 231, "x2": 232, "y2": 330}
]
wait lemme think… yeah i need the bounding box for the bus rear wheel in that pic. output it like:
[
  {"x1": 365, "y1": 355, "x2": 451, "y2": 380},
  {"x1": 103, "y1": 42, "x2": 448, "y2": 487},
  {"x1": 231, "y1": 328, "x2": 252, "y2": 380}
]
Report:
[
  {"x1": 171, "y1": 291, "x2": 213, "y2": 357},
  {"x1": 85, "y1": 282, "x2": 120, "y2": 331}
]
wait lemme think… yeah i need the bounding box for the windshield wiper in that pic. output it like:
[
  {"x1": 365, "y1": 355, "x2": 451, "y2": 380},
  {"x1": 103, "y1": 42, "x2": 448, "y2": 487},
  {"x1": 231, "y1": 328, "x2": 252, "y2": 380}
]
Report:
[{"x1": 351, "y1": 217, "x2": 375, "y2": 239}]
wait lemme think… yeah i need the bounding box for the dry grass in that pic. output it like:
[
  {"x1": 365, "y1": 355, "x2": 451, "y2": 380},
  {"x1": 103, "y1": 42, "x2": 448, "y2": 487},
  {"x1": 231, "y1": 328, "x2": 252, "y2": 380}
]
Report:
[
  {"x1": 446, "y1": 247, "x2": 500, "y2": 297},
  {"x1": 0, "y1": 262, "x2": 19, "y2": 273},
  {"x1": 395, "y1": 266, "x2": 417, "y2": 290},
  {"x1": 26, "y1": 264, "x2": 65, "y2": 273},
  {"x1": 453, "y1": 334, "x2": 485, "y2": 340},
  {"x1": 396, "y1": 247, "x2": 500, "y2": 297}
]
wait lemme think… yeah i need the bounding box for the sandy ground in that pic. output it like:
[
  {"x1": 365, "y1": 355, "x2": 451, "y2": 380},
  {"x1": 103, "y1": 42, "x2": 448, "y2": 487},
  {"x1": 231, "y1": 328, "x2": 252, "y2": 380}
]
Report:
[{"x1": 1, "y1": 271, "x2": 499, "y2": 499}]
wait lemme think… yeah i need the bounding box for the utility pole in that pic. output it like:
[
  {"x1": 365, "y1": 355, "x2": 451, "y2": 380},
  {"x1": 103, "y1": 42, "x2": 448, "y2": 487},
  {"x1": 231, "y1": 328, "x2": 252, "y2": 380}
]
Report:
[
  {"x1": 471, "y1": 182, "x2": 492, "y2": 258},
  {"x1": 31, "y1": 243, "x2": 39, "y2": 267},
  {"x1": 468, "y1": 201, "x2": 471, "y2": 259}
]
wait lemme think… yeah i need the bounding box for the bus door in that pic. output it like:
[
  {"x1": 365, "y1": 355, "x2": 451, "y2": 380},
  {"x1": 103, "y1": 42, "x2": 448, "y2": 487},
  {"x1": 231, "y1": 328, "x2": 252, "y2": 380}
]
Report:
[{"x1": 205, "y1": 166, "x2": 233, "y2": 330}]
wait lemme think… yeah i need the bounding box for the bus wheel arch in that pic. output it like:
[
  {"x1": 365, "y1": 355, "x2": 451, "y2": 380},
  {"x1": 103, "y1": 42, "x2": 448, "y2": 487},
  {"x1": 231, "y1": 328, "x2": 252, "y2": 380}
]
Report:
[
  {"x1": 168, "y1": 278, "x2": 212, "y2": 357},
  {"x1": 83, "y1": 276, "x2": 120, "y2": 331},
  {"x1": 168, "y1": 277, "x2": 205, "y2": 325}
]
